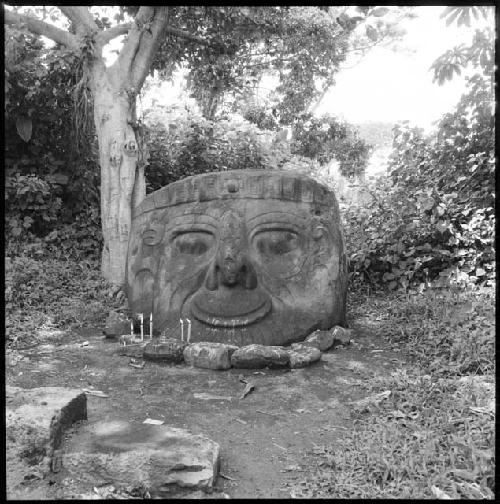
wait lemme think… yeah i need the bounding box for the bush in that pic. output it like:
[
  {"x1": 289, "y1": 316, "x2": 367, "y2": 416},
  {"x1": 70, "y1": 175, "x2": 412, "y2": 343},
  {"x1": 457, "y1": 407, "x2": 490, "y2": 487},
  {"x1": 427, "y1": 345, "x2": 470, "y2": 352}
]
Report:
[
  {"x1": 142, "y1": 104, "x2": 290, "y2": 191},
  {"x1": 5, "y1": 254, "x2": 117, "y2": 348},
  {"x1": 5, "y1": 24, "x2": 100, "y2": 259},
  {"x1": 343, "y1": 72, "x2": 495, "y2": 292}
]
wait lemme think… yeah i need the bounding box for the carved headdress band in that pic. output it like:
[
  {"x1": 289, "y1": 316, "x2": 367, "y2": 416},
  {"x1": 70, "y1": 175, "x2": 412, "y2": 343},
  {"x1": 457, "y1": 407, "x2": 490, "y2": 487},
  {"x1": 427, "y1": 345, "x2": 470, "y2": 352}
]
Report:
[{"x1": 133, "y1": 169, "x2": 336, "y2": 218}]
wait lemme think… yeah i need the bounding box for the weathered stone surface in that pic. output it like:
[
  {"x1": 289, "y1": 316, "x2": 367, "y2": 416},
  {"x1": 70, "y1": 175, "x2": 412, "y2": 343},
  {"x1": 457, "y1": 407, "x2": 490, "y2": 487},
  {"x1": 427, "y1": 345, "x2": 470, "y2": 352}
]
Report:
[
  {"x1": 332, "y1": 326, "x2": 353, "y2": 346},
  {"x1": 6, "y1": 386, "x2": 87, "y2": 497},
  {"x1": 143, "y1": 338, "x2": 187, "y2": 363},
  {"x1": 231, "y1": 344, "x2": 290, "y2": 369},
  {"x1": 288, "y1": 344, "x2": 322, "y2": 368},
  {"x1": 302, "y1": 330, "x2": 335, "y2": 351},
  {"x1": 62, "y1": 421, "x2": 220, "y2": 497},
  {"x1": 183, "y1": 342, "x2": 238, "y2": 370},
  {"x1": 104, "y1": 311, "x2": 130, "y2": 338},
  {"x1": 127, "y1": 170, "x2": 348, "y2": 347}
]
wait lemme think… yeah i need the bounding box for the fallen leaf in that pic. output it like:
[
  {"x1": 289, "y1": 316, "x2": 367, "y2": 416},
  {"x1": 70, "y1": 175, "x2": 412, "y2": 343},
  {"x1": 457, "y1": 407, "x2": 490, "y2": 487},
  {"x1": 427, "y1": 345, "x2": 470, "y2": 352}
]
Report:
[
  {"x1": 431, "y1": 485, "x2": 451, "y2": 499},
  {"x1": 240, "y1": 382, "x2": 255, "y2": 399}
]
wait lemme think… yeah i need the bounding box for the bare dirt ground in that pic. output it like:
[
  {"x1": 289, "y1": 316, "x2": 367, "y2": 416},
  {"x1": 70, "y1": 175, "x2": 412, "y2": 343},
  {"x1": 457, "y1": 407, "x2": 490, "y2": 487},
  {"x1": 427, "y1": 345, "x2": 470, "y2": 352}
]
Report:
[{"x1": 6, "y1": 319, "x2": 406, "y2": 499}]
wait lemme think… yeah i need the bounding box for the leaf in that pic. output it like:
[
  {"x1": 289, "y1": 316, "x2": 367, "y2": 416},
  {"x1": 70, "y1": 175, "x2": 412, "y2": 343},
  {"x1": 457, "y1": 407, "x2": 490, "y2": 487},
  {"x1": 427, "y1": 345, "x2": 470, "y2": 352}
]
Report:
[
  {"x1": 431, "y1": 485, "x2": 451, "y2": 499},
  {"x1": 16, "y1": 115, "x2": 33, "y2": 142},
  {"x1": 370, "y1": 7, "x2": 389, "y2": 17},
  {"x1": 365, "y1": 25, "x2": 378, "y2": 42},
  {"x1": 444, "y1": 8, "x2": 462, "y2": 26}
]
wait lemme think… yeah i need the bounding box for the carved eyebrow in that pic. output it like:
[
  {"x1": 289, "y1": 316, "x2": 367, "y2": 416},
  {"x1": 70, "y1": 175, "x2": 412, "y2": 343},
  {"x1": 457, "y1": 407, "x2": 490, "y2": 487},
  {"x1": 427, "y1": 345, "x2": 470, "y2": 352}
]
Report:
[
  {"x1": 165, "y1": 213, "x2": 218, "y2": 233},
  {"x1": 247, "y1": 212, "x2": 306, "y2": 235}
]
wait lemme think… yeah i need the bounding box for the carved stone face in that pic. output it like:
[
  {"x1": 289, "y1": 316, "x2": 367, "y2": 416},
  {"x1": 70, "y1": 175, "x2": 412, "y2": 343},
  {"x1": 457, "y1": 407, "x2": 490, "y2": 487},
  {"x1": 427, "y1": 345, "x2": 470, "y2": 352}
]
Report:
[{"x1": 127, "y1": 170, "x2": 347, "y2": 346}]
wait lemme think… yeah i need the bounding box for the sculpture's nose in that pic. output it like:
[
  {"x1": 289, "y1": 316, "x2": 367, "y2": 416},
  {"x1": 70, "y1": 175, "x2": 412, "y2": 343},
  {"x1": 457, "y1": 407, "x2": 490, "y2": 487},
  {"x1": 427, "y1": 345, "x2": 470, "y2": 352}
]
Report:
[{"x1": 206, "y1": 245, "x2": 257, "y2": 290}]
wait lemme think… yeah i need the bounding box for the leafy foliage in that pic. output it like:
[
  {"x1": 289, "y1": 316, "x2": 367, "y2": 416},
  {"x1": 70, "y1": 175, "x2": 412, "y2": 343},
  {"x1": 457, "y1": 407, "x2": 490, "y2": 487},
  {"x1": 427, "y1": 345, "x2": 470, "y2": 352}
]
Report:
[
  {"x1": 5, "y1": 23, "x2": 100, "y2": 257},
  {"x1": 5, "y1": 255, "x2": 117, "y2": 348},
  {"x1": 290, "y1": 288, "x2": 494, "y2": 499},
  {"x1": 291, "y1": 114, "x2": 372, "y2": 177},
  {"x1": 142, "y1": 103, "x2": 291, "y2": 191},
  {"x1": 344, "y1": 60, "x2": 494, "y2": 291}
]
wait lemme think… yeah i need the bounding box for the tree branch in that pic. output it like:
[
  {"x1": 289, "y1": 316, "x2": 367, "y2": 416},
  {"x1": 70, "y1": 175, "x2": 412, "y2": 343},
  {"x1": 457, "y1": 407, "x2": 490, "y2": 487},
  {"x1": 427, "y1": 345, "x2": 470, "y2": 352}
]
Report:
[
  {"x1": 164, "y1": 25, "x2": 210, "y2": 46},
  {"x1": 59, "y1": 6, "x2": 98, "y2": 35},
  {"x1": 4, "y1": 8, "x2": 79, "y2": 50},
  {"x1": 96, "y1": 22, "x2": 132, "y2": 46},
  {"x1": 115, "y1": 6, "x2": 154, "y2": 75},
  {"x1": 131, "y1": 7, "x2": 170, "y2": 91}
]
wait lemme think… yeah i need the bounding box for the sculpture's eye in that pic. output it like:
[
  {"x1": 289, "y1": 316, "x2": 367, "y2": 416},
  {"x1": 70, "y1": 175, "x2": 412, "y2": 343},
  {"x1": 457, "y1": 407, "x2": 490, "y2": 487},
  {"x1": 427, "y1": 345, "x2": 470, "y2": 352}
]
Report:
[
  {"x1": 254, "y1": 230, "x2": 300, "y2": 256},
  {"x1": 173, "y1": 231, "x2": 214, "y2": 256}
]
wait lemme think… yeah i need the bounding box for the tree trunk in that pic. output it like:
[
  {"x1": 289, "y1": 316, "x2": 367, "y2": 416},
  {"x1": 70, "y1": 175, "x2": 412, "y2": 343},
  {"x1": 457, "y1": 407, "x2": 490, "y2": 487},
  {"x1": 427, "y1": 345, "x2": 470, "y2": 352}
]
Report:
[{"x1": 91, "y1": 59, "x2": 145, "y2": 288}]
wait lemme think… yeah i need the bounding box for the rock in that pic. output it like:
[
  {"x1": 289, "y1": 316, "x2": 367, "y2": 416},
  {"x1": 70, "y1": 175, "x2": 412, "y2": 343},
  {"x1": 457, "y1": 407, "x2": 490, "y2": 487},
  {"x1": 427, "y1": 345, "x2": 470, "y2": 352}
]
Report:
[
  {"x1": 143, "y1": 338, "x2": 187, "y2": 363},
  {"x1": 288, "y1": 344, "x2": 322, "y2": 368},
  {"x1": 62, "y1": 421, "x2": 220, "y2": 497},
  {"x1": 183, "y1": 342, "x2": 238, "y2": 370},
  {"x1": 6, "y1": 386, "x2": 87, "y2": 498},
  {"x1": 231, "y1": 344, "x2": 290, "y2": 369},
  {"x1": 302, "y1": 330, "x2": 335, "y2": 351},
  {"x1": 104, "y1": 311, "x2": 130, "y2": 338},
  {"x1": 332, "y1": 326, "x2": 353, "y2": 346}
]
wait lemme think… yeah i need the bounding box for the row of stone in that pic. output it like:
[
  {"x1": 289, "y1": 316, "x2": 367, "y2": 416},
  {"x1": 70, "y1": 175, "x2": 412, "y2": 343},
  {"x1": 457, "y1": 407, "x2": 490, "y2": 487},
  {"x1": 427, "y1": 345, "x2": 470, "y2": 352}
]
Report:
[{"x1": 118, "y1": 326, "x2": 353, "y2": 370}]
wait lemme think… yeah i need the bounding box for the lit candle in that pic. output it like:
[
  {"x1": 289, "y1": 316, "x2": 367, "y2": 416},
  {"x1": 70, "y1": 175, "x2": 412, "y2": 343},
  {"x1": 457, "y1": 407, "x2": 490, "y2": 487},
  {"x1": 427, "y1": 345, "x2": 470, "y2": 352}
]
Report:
[
  {"x1": 186, "y1": 318, "x2": 192, "y2": 343},
  {"x1": 140, "y1": 313, "x2": 144, "y2": 341},
  {"x1": 150, "y1": 313, "x2": 153, "y2": 339},
  {"x1": 180, "y1": 319, "x2": 184, "y2": 342}
]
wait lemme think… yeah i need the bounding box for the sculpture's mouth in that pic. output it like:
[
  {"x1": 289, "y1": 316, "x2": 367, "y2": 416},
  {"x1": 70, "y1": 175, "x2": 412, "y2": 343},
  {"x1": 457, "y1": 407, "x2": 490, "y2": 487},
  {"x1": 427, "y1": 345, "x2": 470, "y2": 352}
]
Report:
[{"x1": 190, "y1": 287, "x2": 272, "y2": 327}]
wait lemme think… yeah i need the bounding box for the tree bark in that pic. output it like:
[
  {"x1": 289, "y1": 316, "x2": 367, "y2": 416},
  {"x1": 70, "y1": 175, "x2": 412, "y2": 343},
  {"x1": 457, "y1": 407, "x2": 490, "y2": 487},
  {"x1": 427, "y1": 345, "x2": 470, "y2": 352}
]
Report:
[{"x1": 90, "y1": 60, "x2": 142, "y2": 287}]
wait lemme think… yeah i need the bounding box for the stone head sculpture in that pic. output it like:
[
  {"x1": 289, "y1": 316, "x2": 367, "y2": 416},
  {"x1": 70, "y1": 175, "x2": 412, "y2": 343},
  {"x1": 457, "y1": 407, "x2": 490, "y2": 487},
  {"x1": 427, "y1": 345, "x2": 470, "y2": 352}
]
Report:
[{"x1": 127, "y1": 170, "x2": 347, "y2": 346}]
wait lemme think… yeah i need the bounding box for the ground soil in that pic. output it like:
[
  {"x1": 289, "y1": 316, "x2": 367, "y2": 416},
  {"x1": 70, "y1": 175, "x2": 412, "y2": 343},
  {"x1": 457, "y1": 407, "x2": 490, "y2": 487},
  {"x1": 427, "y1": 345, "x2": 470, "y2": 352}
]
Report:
[{"x1": 6, "y1": 318, "x2": 406, "y2": 499}]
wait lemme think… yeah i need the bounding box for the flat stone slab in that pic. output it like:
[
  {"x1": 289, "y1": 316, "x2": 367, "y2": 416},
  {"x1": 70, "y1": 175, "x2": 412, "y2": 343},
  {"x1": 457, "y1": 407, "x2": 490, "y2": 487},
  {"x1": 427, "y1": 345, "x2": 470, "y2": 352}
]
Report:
[
  {"x1": 231, "y1": 344, "x2": 290, "y2": 369},
  {"x1": 184, "y1": 342, "x2": 239, "y2": 370},
  {"x1": 6, "y1": 386, "x2": 87, "y2": 497},
  {"x1": 62, "y1": 421, "x2": 220, "y2": 497},
  {"x1": 143, "y1": 338, "x2": 187, "y2": 363}
]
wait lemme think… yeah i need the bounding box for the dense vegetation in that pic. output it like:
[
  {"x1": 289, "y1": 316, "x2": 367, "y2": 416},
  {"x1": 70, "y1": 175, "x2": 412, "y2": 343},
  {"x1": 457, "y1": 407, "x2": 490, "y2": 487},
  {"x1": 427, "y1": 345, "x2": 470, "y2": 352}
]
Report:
[{"x1": 5, "y1": 5, "x2": 494, "y2": 501}]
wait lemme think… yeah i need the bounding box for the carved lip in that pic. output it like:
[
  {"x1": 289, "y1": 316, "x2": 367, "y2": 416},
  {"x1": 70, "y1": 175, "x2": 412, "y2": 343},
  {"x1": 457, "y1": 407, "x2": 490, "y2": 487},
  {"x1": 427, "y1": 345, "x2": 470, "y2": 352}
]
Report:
[{"x1": 190, "y1": 288, "x2": 271, "y2": 328}]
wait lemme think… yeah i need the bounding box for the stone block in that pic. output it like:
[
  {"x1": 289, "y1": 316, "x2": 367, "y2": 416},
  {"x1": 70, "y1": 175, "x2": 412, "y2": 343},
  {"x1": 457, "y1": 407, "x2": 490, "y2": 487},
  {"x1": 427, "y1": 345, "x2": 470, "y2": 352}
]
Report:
[
  {"x1": 143, "y1": 338, "x2": 187, "y2": 363},
  {"x1": 6, "y1": 386, "x2": 87, "y2": 497},
  {"x1": 332, "y1": 326, "x2": 353, "y2": 346},
  {"x1": 62, "y1": 421, "x2": 220, "y2": 497},
  {"x1": 183, "y1": 342, "x2": 239, "y2": 370},
  {"x1": 288, "y1": 344, "x2": 322, "y2": 368},
  {"x1": 302, "y1": 330, "x2": 335, "y2": 351},
  {"x1": 231, "y1": 344, "x2": 290, "y2": 369}
]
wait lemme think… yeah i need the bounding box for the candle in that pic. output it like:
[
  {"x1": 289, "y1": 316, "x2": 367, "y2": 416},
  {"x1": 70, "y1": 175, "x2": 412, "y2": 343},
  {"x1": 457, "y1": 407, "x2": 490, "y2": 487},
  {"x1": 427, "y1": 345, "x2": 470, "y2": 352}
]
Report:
[
  {"x1": 180, "y1": 319, "x2": 184, "y2": 342},
  {"x1": 150, "y1": 313, "x2": 153, "y2": 339},
  {"x1": 140, "y1": 313, "x2": 144, "y2": 341},
  {"x1": 186, "y1": 318, "x2": 192, "y2": 343}
]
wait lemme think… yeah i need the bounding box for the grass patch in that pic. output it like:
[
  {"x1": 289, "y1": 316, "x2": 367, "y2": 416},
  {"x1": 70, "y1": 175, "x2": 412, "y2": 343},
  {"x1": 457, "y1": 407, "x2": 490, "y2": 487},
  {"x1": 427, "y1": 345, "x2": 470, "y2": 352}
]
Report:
[{"x1": 292, "y1": 285, "x2": 495, "y2": 499}]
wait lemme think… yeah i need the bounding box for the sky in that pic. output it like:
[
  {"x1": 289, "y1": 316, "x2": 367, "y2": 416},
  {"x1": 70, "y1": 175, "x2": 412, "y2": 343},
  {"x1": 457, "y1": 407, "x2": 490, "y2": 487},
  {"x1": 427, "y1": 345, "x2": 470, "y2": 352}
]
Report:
[{"x1": 315, "y1": 6, "x2": 494, "y2": 132}]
